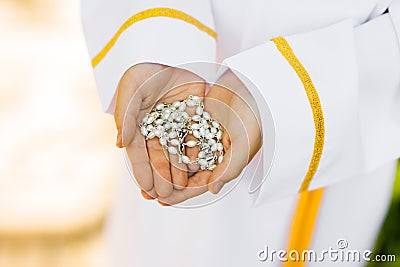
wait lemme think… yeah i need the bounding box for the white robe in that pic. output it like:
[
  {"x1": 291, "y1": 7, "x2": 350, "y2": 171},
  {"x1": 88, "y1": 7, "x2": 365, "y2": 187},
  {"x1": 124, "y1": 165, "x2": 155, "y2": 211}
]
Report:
[{"x1": 81, "y1": 1, "x2": 400, "y2": 266}]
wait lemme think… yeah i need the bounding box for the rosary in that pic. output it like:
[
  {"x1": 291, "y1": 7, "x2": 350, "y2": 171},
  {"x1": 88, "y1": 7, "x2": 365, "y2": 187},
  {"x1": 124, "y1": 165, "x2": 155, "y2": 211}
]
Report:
[{"x1": 139, "y1": 95, "x2": 224, "y2": 171}]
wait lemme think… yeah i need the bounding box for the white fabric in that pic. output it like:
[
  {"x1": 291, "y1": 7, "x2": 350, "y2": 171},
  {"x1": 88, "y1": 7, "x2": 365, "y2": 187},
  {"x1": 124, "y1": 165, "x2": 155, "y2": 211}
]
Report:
[
  {"x1": 81, "y1": 0, "x2": 400, "y2": 266},
  {"x1": 105, "y1": 161, "x2": 396, "y2": 267},
  {"x1": 224, "y1": 21, "x2": 364, "y2": 202},
  {"x1": 223, "y1": 14, "x2": 400, "y2": 204},
  {"x1": 81, "y1": 0, "x2": 216, "y2": 112},
  {"x1": 357, "y1": 13, "x2": 400, "y2": 172},
  {"x1": 390, "y1": 0, "x2": 400, "y2": 43}
]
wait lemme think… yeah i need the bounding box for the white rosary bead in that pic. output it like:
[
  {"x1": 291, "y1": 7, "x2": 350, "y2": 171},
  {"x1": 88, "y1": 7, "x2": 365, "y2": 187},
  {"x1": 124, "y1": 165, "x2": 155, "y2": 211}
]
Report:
[
  {"x1": 170, "y1": 139, "x2": 180, "y2": 146},
  {"x1": 216, "y1": 131, "x2": 223, "y2": 140},
  {"x1": 156, "y1": 103, "x2": 165, "y2": 110},
  {"x1": 159, "y1": 137, "x2": 167, "y2": 146},
  {"x1": 140, "y1": 95, "x2": 225, "y2": 171},
  {"x1": 154, "y1": 129, "x2": 162, "y2": 137},
  {"x1": 211, "y1": 143, "x2": 218, "y2": 152},
  {"x1": 186, "y1": 99, "x2": 196, "y2": 107},
  {"x1": 168, "y1": 147, "x2": 178, "y2": 154},
  {"x1": 147, "y1": 131, "x2": 155, "y2": 139},
  {"x1": 155, "y1": 119, "x2": 164, "y2": 125},
  {"x1": 163, "y1": 109, "x2": 171, "y2": 115},
  {"x1": 208, "y1": 139, "x2": 216, "y2": 145},
  {"x1": 212, "y1": 121, "x2": 220, "y2": 128},
  {"x1": 140, "y1": 127, "x2": 148, "y2": 136},
  {"x1": 203, "y1": 112, "x2": 211, "y2": 120},
  {"x1": 191, "y1": 95, "x2": 201, "y2": 102},
  {"x1": 182, "y1": 155, "x2": 190, "y2": 164},
  {"x1": 196, "y1": 106, "x2": 203, "y2": 115},
  {"x1": 168, "y1": 131, "x2": 177, "y2": 139},
  {"x1": 179, "y1": 103, "x2": 186, "y2": 111},
  {"x1": 199, "y1": 127, "x2": 206, "y2": 136},
  {"x1": 181, "y1": 112, "x2": 189, "y2": 121},
  {"x1": 172, "y1": 101, "x2": 181, "y2": 108},
  {"x1": 198, "y1": 151, "x2": 206, "y2": 158},
  {"x1": 217, "y1": 143, "x2": 224, "y2": 151},
  {"x1": 146, "y1": 116, "x2": 155, "y2": 124},
  {"x1": 193, "y1": 130, "x2": 201, "y2": 139},
  {"x1": 205, "y1": 132, "x2": 214, "y2": 140},
  {"x1": 198, "y1": 159, "x2": 207, "y2": 166},
  {"x1": 171, "y1": 112, "x2": 179, "y2": 120},
  {"x1": 192, "y1": 115, "x2": 201, "y2": 122},
  {"x1": 191, "y1": 124, "x2": 200, "y2": 130},
  {"x1": 164, "y1": 122, "x2": 172, "y2": 130},
  {"x1": 186, "y1": 140, "x2": 197, "y2": 148}
]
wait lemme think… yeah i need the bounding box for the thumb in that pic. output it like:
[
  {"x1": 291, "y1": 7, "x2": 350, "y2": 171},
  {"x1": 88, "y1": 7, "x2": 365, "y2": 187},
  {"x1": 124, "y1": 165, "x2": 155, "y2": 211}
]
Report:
[
  {"x1": 205, "y1": 89, "x2": 251, "y2": 194},
  {"x1": 121, "y1": 94, "x2": 142, "y2": 147},
  {"x1": 208, "y1": 135, "x2": 250, "y2": 194},
  {"x1": 114, "y1": 70, "x2": 141, "y2": 148},
  {"x1": 115, "y1": 63, "x2": 167, "y2": 147}
]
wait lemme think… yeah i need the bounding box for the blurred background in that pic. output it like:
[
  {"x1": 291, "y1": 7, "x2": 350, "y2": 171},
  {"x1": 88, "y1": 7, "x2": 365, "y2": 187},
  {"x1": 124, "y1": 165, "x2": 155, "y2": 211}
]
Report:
[
  {"x1": 0, "y1": 0, "x2": 121, "y2": 266},
  {"x1": 0, "y1": 0, "x2": 399, "y2": 267}
]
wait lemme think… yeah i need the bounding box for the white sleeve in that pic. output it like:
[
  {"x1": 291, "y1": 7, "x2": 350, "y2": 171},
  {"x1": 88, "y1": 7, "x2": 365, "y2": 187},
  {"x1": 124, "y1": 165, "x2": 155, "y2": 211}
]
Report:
[
  {"x1": 81, "y1": 0, "x2": 216, "y2": 113},
  {"x1": 220, "y1": 10, "x2": 400, "y2": 204}
]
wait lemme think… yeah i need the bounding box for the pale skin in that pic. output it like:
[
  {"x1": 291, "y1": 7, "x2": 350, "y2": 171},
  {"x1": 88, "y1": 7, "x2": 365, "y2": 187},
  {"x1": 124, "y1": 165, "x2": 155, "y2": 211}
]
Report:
[{"x1": 115, "y1": 63, "x2": 262, "y2": 205}]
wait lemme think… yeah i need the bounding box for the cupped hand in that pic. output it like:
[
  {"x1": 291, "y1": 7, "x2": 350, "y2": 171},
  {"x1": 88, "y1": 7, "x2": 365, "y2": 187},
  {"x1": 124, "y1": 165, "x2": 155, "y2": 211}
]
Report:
[
  {"x1": 115, "y1": 63, "x2": 206, "y2": 199},
  {"x1": 158, "y1": 70, "x2": 262, "y2": 205}
]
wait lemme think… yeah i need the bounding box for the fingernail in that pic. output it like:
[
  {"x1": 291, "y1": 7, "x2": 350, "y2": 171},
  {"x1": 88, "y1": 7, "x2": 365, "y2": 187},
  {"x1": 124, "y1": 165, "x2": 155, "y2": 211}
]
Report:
[
  {"x1": 158, "y1": 200, "x2": 171, "y2": 207},
  {"x1": 116, "y1": 133, "x2": 123, "y2": 148},
  {"x1": 212, "y1": 181, "x2": 224, "y2": 194},
  {"x1": 141, "y1": 190, "x2": 155, "y2": 200}
]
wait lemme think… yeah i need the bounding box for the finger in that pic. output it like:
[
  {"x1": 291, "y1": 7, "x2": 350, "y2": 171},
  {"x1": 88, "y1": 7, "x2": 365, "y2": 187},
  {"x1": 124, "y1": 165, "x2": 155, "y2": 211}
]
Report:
[
  {"x1": 116, "y1": 64, "x2": 168, "y2": 147},
  {"x1": 206, "y1": 97, "x2": 249, "y2": 195},
  {"x1": 158, "y1": 170, "x2": 211, "y2": 205},
  {"x1": 141, "y1": 188, "x2": 157, "y2": 200},
  {"x1": 204, "y1": 88, "x2": 251, "y2": 194},
  {"x1": 115, "y1": 70, "x2": 141, "y2": 147},
  {"x1": 147, "y1": 138, "x2": 173, "y2": 198},
  {"x1": 126, "y1": 131, "x2": 154, "y2": 192},
  {"x1": 121, "y1": 95, "x2": 142, "y2": 147},
  {"x1": 158, "y1": 200, "x2": 172, "y2": 206},
  {"x1": 208, "y1": 137, "x2": 249, "y2": 194},
  {"x1": 169, "y1": 153, "x2": 188, "y2": 190}
]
